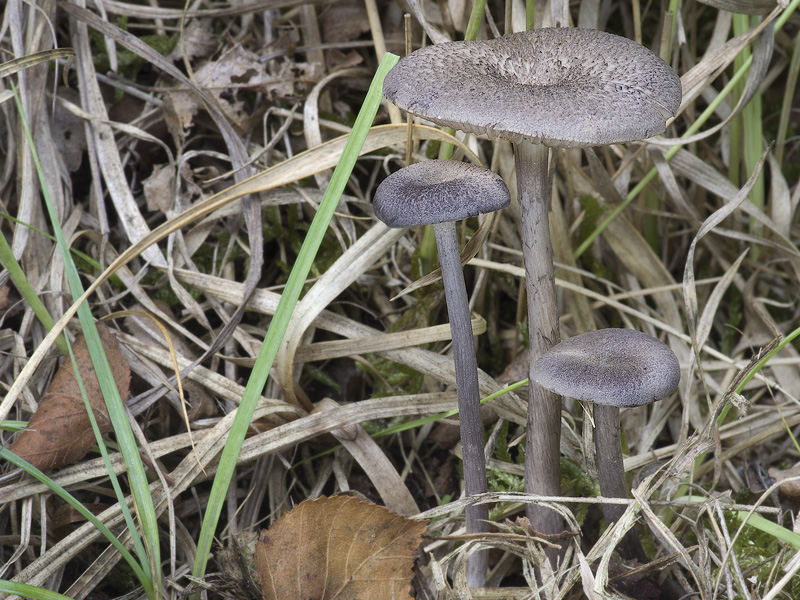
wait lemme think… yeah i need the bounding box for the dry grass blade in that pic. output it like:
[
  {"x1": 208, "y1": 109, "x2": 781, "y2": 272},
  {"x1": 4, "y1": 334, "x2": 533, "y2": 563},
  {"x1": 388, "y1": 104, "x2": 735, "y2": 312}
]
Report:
[
  {"x1": 0, "y1": 124, "x2": 468, "y2": 423},
  {"x1": 634, "y1": 489, "x2": 710, "y2": 599},
  {"x1": 315, "y1": 398, "x2": 419, "y2": 516},
  {"x1": 678, "y1": 14, "x2": 776, "y2": 105},
  {"x1": 68, "y1": 15, "x2": 164, "y2": 267},
  {"x1": 550, "y1": 187, "x2": 596, "y2": 334},
  {"x1": 0, "y1": 48, "x2": 74, "y2": 80},
  {"x1": 695, "y1": 0, "x2": 779, "y2": 14},
  {"x1": 768, "y1": 152, "x2": 792, "y2": 238},
  {"x1": 294, "y1": 315, "x2": 487, "y2": 363},
  {"x1": 391, "y1": 212, "x2": 498, "y2": 299},
  {"x1": 91, "y1": 0, "x2": 338, "y2": 20},
  {"x1": 168, "y1": 268, "x2": 527, "y2": 424},
  {"x1": 275, "y1": 223, "x2": 405, "y2": 408},
  {"x1": 683, "y1": 149, "x2": 770, "y2": 362}
]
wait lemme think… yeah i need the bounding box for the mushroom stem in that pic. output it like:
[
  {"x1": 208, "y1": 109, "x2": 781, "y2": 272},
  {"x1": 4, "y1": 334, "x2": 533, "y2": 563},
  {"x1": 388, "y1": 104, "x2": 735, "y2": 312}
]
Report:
[
  {"x1": 432, "y1": 220, "x2": 490, "y2": 586},
  {"x1": 593, "y1": 404, "x2": 648, "y2": 562},
  {"x1": 515, "y1": 142, "x2": 564, "y2": 545}
]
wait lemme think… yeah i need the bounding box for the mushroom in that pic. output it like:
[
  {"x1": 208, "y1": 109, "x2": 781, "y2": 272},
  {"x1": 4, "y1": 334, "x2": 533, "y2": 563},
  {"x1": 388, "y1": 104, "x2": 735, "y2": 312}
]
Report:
[
  {"x1": 531, "y1": 328, "x2": 681, "y2": 561},
  {"x1": 383, "y1": 27, "x2": 682, "y2": 541},
  {"x1": 373, "y1": 160, "x2": 510, "y2": 586}
]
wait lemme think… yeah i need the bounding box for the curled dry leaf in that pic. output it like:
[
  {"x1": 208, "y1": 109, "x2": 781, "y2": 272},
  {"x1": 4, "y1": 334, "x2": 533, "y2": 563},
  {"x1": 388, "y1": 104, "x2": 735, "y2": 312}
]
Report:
[
  {"x1": 166, "y1": 19, "x2": 218, "y2": 62},
  {"x1": 143, "y1": 164, "x2": 175, "y2": 213},
  {"x1": 163, "y1": 45, "x2": 321, "y2": 139},
  {"x1": 768, "y1": 464, "x2": 800, "y2": 497},
  {"x1": 255, "y1": 495, "x2": 427, "y2": 600},
  {"x1": 7, "y1": 322, "x2": 130, "y2": 472}
]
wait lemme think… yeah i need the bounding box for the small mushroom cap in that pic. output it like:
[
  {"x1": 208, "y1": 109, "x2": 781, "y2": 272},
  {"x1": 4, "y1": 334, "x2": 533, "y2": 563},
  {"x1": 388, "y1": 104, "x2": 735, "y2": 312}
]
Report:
[
  {"x1": 372, "y1": 160, "x2": 510, "y2": 228},
  {"x1": 384, "y1": 28, "x2": 682, "y2": 148},
  {"x1": 531, "y1": 329, "x2": 681, "y2": 407}
]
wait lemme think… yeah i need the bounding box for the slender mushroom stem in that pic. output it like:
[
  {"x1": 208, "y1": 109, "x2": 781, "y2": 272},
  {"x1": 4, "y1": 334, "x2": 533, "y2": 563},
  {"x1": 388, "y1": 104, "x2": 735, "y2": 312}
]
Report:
[
  {"x1": 593, "y1": 404, "x2": 648, "y2": 562},
  {"x1": 515, "y1": 142, "x2": 564, "y2": 545},
  {"x1": 432, "y1": 220, "x2": 490, "y2": 587}
]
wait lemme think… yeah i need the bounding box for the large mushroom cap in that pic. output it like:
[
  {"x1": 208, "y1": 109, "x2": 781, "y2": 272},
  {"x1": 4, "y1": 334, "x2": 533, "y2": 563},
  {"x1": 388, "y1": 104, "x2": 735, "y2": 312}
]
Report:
[
  {"x1": 531, "y1": 329, "x2": 681, "y2": 407},
  {"x1": 373, "y1": 160, "x2": 510, "y2": 228},
  {"x1": 384, "y1": 28, "x2": 682, "y2": 148}
]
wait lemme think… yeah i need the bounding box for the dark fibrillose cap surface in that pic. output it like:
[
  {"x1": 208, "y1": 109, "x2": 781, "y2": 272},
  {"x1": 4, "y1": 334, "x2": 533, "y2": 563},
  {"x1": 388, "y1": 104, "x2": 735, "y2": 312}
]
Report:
[
  {"x1": 373, "y1": 160, "x2": 510, "y2": 228},
  {"x1": 531, "y1": 329, "x2": 681, "y2": 407},
  {"x1": 384, "y1": 28, "x2": 682, "y2": 148}
]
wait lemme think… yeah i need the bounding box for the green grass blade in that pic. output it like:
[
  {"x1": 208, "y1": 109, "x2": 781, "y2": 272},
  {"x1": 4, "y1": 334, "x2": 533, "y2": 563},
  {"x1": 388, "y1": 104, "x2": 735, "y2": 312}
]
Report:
[
  {"x1": 775, "y1": 30, "x2": 800, "y2": 165},
  {"x1": 61, "y1": 330, "x2": 151, "y2": 570},
  {"x1": 464, "y1": 0, "x2": 487, "y2": 41},
  {"x1": 191, "y1": 52, "x2": 400, "y2": 582},
  {"x1": 12, "y1": 84, "x2": 160, "y2": 598},
  {"x1": 0, "y1": 420, "x2": 27, "y2": 431},
  {"x1": 736, "y1": 512, "x2": 800, "y2": 549},
  {"x1": 733, "y1": 14, "x2": 765, "y2": 235},
  {"x1": 0, "y1": 580, "x2": 79, "y2": 600},
  {"x1": 776, "y1": 0, "x2": 800, "y2": 30},
  {"x1": 665, "y1": 495, "x2": 800, "y2": 549},
  {"x1": 0, "y1": 210, "x2": 108, "y2": 271},
  {"x1": 0, "y1": 448, "x2": 152, "y2": 596},
  {"x1": 732, "y1": 326, "x2": 800, "y2": 394},
  {"x1": 374, "y1": 379, "x2": 528, "y2": 439},
  {"x1": 0, "y1": 224, "x2": 67, "y2": 355}
]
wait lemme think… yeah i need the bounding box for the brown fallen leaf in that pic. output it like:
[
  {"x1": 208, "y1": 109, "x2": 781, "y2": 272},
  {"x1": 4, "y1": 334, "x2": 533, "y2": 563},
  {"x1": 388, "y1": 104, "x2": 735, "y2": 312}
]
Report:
[
  {"x1": 7, "y1": 322, "x2": 130, "y2": 472},
  {"x1": 142, "y1": 164, "x2": 175, "y2": 214},
  {"x1": 48, "y1": 501, "x2": 110, "y2": 541},
  {"x1": 255, "y1": 495, "x2": 427, "y2": 600},
  {"x1": 768, "y1": 464, "x2": 800, "y2": 497}
]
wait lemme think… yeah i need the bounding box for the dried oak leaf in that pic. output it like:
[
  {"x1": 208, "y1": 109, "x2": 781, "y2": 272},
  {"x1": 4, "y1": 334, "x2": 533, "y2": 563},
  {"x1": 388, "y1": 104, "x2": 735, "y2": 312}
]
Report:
[
  {"x1": 255, "y1": 495, "x2": 427, "y2": 600},
  {"x1": 8, "y1": 322, "x2": 130, "y2": 472}
]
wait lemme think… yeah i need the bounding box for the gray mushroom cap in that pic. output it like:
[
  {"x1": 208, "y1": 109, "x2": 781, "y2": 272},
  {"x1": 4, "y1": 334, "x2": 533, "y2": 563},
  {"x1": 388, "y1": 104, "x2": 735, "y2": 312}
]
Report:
[
  {"x1": 373, "y1": 160, "x2": 510, "y2": 228},
  {"x1": 531, "y1": 329, "x2": 681, "y2": 407},
  {"x1": 384, "y1": 28, "x2": 682, "y2": 148}
]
